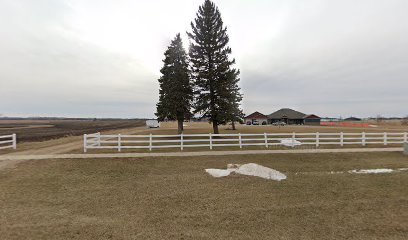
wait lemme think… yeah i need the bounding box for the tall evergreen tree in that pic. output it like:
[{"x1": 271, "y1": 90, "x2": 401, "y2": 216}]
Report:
[
  {"x1": 225, "y1": 82, "x2": 244, "y2": 130},
  {"x1": 156, "y1": 34, "x2": 193, "y2": 134},
  {"x1": 187, "y1": 0, "x2": 243, "y2": 134}
]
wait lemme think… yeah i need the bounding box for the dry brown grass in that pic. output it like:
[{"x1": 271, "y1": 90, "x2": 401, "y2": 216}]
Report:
[
  {"x1": 1, "y1": 152, "x2": 407, "y2": 239},
  {"x1": 160, "y1": 121, "x2": 408, "y2": 134},
  {"x1": 2, "y1": 121, "x2": 407, "y2": 155},
  {"x1": 79, "y1": 122, "x2": 407, "y2": 154}
]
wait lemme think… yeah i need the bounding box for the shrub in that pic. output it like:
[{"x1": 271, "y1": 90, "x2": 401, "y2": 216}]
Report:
[{"x1": 402, "y1": 117, "x2": 408, "y2": 126}]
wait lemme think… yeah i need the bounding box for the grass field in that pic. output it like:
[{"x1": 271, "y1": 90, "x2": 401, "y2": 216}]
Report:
[
  {"x1": 159, "y1": 121, "x2": 408, "y2": 134},
  {"x1": 0, "y1": 120, "x2": 406, "y2": 155},
  {"x1": 79, "y1": 122, "x2": 408, "y2": 154},
  {"x1": 1, "y1": 152, "x2": 407, "y2": 239}
]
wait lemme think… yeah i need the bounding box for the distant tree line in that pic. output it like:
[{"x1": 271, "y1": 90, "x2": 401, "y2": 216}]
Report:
[{"x1": 155, "y1": 0, "x2": 243, "y2": 134}]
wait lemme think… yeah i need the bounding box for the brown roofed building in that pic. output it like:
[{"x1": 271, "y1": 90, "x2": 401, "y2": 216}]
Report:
[
  {"x1": 268, "y1": 108, "x2": 306, "y2": 125},
  {"x1": 245, "y1": 111, "x2": 268, "y2": 125},
  {"x1": 268, "y1": 108, "x2": 321, "y2": 125}
]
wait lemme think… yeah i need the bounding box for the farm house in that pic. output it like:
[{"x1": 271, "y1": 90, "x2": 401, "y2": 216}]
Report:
[
  {"x1": 245, "y1": 109, "x2": 321, "y2": 125},
  {"x1": 244, "y1": 111, "x2": 268, "y2": 125},
  {"x1": 267, "y1": 108, "x2": 321, "y2": 125}
]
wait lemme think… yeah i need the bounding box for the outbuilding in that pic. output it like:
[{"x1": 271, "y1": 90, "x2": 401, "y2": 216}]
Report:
[
  {"x1": 344, "y1": 117, "x2": 362, "y2": 121},
  {"x1": 303, "y1": 114, "x2": 321, "y2": 125},
  {"x1": 146, "y1": 119, "x2": 160, "y2": 128},
  {"x1": 244, "y1": 111, "x2": 268, "y2": 125}
]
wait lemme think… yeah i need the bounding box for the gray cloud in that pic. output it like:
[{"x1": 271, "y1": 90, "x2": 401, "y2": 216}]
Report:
[
  {"x1": 238, "y1": 0, "x2": 408, "y2": 118},
  {"x1": 0, "y1": 0, "x2": 157, "y2": 118},
  {"x1": 0, "y1": 0, "x2": 407, "y2": 118}
]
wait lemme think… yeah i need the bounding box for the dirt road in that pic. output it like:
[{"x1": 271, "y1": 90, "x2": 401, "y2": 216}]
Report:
[
  {"x1": 1, "y1": 147, "x2": 403, "y2": 160},
  {"x1": 3, "y1": 126, "x2": 154, "y2": 156}
]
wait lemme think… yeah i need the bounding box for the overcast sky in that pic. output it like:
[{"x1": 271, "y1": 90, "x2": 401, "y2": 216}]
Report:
[{"x1": 1, "y1": 0, "x2": 407, "y2": 118}]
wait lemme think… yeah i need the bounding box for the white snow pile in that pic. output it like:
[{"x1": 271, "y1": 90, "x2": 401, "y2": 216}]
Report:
[
  {"x1": 296, "y1": 168, "x2": 408, "y2": 175},
  {"x1": 349, "y1": 169, "x2": 394, "y2": 174},
  {"x1": 348, "y1": 168, "x2": 408, "y2": 174},
  {"x1": 280, "y1": 139, "x2": 302, "y2": 147},
  {"x1": 205, "y1": 169, "x2": 232, "y2": 178},
  {"x1": 205, "y1": 163, "x2": 287, "y2": 181}
]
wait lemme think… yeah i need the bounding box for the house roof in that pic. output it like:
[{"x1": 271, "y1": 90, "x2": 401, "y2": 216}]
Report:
[
  {"x1": 268, "y1": 108, "x2": 306, "y2": 119},
  {"x1": 344, "y1": 117, "x2": 361, "y2": 121},
  {"x1": 245, "y1": 111, "x2": 268, "y2": 119},
  {"x1": 304, "y1": 114, "x2": 321, "y2": 119}
]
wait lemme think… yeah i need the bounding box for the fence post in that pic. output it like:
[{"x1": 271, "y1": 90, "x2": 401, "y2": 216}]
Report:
[
  {"x1": 292, "y1": 132, "x2": 295, "y2": 148},
  {"x1": 118, "y1": 134, "x2": 121, "y2": 152},
  {"x1": 97, "y1": 132, "x2": 101, "y2": 147},
  {"x1": 404, "y1": 142, "x2": 408, "y2": 156},
  {"x1": 12, "y1": 133, "x2": 17, "y2": 150},
  {"x1": 340, "y1": 132, "x2": 344, "y2": 147},
  {"x1": 264, "y1": 133, "x2": 268, "y2": 148},
  {"x1": 384, "y1": 132, "x2": 387, "y2": 146},
  {"x1": 404, "y1": 132, "x2": 408, "y2": 143},
  {"x1": 180, "y1": 133, "x2": 184, "y2": 151},
  {"x1": 209, "y1": 133, "x2": 213, "y2": 150},
  {"x1": 149, "y1": 134, "x2": 152, "y2": 151},
  {"x1": 239, "y1": 133, "x2": 242, "y2": 149},
  {"x1": 84, "y1": 134, "x2": 87, "y2": 153},
  {"x1": 362, "y1": 132, "x2": 366, "y2": 146},
  {"x1": 316, "y1": 132, "x2": 320, "y2": 147}
]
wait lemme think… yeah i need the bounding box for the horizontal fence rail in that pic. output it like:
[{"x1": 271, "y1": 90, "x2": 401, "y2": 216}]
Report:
[
  {"x1": 84, "y1": 132, "x2": 408, "y2": 153},
  {"x1": 0, "y1": 134, "x2": 17, "y2": 150}
]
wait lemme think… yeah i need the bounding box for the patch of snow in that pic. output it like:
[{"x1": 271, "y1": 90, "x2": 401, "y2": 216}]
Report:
[
  {"x1": 296, "y1": 168, "x2": 408, "y2": 175},
  {"x1": 280, "y1": 139, "x2": 302, "y2": 147},
  {"x1": 205, "y1": 169, "x2": 233, "y2": 178},
  {"x1": 206, "y1": 163, "x2": 287, "y2": 181},
  {"x1": 234, "y1": 163, "x2": 287, "y2": 181},
  {"x1": 349, "y1": 169, "x2": 394, "y2": 174}
]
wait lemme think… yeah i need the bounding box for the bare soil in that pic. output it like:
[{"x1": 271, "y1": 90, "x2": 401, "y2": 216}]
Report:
[
  {"x1": 2, "y1": 125, "x2": 158, "y2": 156},
  {"x1": 0, "y1": 119, "x2": 145, "y2": 142}
]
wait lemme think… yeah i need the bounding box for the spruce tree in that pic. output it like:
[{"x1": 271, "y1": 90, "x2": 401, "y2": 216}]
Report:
[
  {"x1": 156, "y1": 34, "x2": 193, "y2": 134},
  {"x1": 187, "y1": 0, "x2": 243, "y2": 134},
  {"x1": 226, "y1": 82, "x2": 244, "y2": 130}
]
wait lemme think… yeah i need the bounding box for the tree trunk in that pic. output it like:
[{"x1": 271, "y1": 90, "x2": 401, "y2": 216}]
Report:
[
  {"x1": 231, "y1": 121, "x2": 236, "y2": 130},
  {"x1": 177, "y1": 119, "x2": 184, "y2": 134},
  {"x1": 212, "y1": 121, "x2": 219, "y2": 134}
]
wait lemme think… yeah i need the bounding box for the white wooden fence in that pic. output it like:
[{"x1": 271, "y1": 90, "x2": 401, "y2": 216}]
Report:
[
  {"x1": 0, "y1": 134, "x2": 17, "y2": 150},
  {"x1": 84, "y1": 132, "x2": 408, "y2": 152}
]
